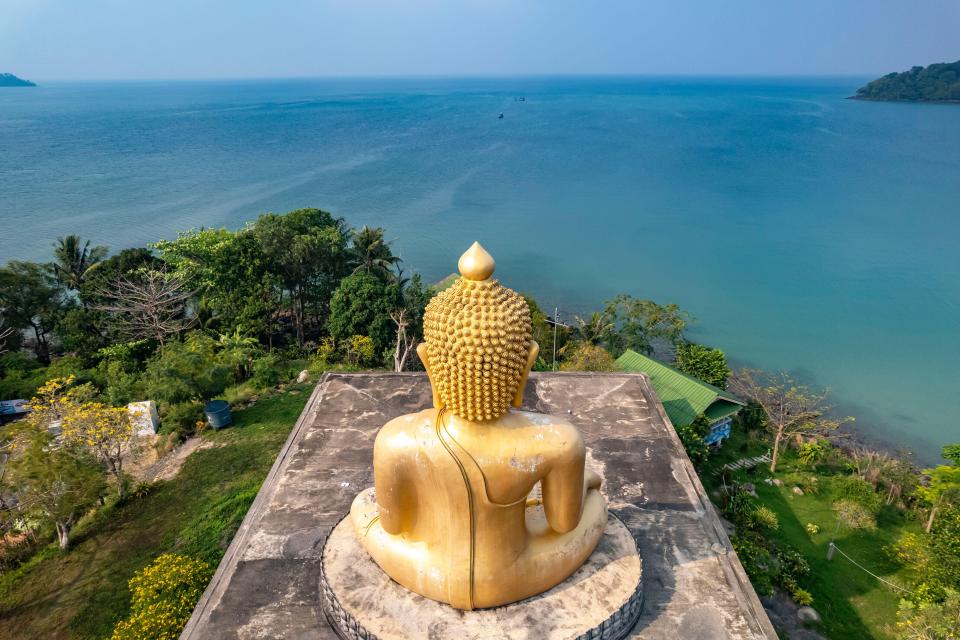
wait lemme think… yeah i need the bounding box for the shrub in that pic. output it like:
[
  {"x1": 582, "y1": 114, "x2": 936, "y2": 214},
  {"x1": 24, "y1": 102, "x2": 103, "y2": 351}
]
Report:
[
  {"x1": 558, "y1": 342, "x2": 616, "y2": 372},
  {"x1": 805, "y1": 523, "x2": 820, "y2": 535},
  {"x1": 142, "y1": 335, "x2": 232, "y2": 404},
  {"x1": 896, "y1": 589, "x2": 960, "y2": 640},
  {"x1": 751, "y1": 506, "x2": 780, "y2": 531},
  {"x1": 111, "y1": 554, "x2": 212, "y2": 640},
  {"x1": 792, "y1": 588, "x2": 814, "y2": 607},
  {"x1": 796, "y1": 441, "x2": 826, "y2": 466},
  {"x1": 676, "y1": 422, "x2": 709, "y2": 468},
  {"x1": 674, "y1": 342, "x2": 730, "y2": 388},
  {"x1": 160, "y1": 401, "x2": 204, "y2": 436},
  {"x1": 828, "y1": 474, "x2": 883, "y2": 514},
  {"x1": 833, "y1": 500, "x2": 878, "y2": 531},
  {"x1": 251, "y1": 354, "x2": 284, "y2": 389},
  {"x1": 345, "y1": 335, "x2": 376, "y2": 367},
  {"x1": 731, "y1": 535, "x2": 774, "y2": 596}
]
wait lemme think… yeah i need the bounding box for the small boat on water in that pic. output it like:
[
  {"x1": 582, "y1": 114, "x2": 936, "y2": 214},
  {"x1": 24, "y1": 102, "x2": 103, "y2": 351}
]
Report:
[{"x1": 498, "y1": 112, "x2": 504, "y2": 119}]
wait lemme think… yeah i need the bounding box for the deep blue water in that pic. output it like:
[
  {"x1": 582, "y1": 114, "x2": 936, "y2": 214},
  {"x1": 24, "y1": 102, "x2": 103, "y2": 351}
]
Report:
[{"x1": 1, "y1": 77, "x2": 958, "y2": 463}]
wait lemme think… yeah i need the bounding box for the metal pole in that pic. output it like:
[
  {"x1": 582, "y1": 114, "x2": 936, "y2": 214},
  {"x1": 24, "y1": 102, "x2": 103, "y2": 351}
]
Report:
[{"x1": 552, "y1": 307, "x2": 559, "y2": 372}]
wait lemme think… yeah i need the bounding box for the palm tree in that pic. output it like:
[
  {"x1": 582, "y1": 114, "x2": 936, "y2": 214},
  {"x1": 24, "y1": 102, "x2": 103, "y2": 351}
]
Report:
[
  {"x1": 218, "y1": 328, "x2": 261, "y2": 381},
  {"x1": 572, "y1": 312, "x2": 615, "y2": 346},
  {"x1": 351, "y1": 226, "x2": 400, "y2": 279},
  {"x1": 51, "y1": 235, "x2": 108, "y2": 291}
]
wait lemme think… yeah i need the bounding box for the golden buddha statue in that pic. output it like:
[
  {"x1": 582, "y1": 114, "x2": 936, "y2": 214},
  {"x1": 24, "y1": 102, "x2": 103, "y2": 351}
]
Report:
[{"x1": 350, "y1": 242, "x2": 608, "y2": 610}]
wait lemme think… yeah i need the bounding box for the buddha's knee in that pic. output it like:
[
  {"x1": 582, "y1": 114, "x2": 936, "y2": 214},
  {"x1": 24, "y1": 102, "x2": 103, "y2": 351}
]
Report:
[{"x1": 350, "y1": 487, "x2": 379, "y2": 537}]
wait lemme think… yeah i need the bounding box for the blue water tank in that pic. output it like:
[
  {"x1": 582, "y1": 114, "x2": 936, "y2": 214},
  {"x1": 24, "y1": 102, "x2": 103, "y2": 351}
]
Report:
[{"x1": 204, "y1": 400, "x2": 233, "y2": 430}]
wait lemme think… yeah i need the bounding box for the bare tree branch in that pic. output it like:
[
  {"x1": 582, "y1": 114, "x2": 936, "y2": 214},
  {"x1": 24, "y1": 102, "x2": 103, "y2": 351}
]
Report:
[
  {"x1": 729, "y1": 368, "x2": 853, "y2": 472},
  {"x1": 91, "y1": 268, "x2": 195, "y2": 344},
  {"x1": 391, "y1": 307, "x2": 419, "y2": 372}
]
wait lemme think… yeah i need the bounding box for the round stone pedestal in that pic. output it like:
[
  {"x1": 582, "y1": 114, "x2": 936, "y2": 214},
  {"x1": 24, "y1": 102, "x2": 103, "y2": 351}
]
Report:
[{"x1": 319, "y1": 513, "x2": 643, "y2": 640}]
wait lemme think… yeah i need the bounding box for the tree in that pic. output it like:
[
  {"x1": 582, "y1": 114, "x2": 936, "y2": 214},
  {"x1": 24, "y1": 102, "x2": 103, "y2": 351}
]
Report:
[
  {"x1": 0, "y1": 316, "x2": 13, "y2": 355},
  {"x1": 917, "y1": 444, "x2": 960, "y2": 533},
  {"x1": 327, "y1": 272, "x2": 398, "y2": 361},
  {"x1": 51, "y1": 234, "x2": 108, "y2": 292},
  {"x1": 896, "y1": 590, "x2": 960, "y2": 640},
  {"x1": 559, "y1": 342, "x2": 616, "y2": 372},
  {"x1": 217, "y1": 328, "x2": 261, "y2": 382},
  {"x1": 351, "y1": 226, "x2": 400, "y2": 280},
  {"x1": 253, "y1": 209, "x2": 350, "y2": 345},
  {"x1": 80, "y1": 248, "x2": 162, "y2": 306},
  {"x1": 59, "y1": 399, "x2": 137, "y2": 500},
  {"x1": 523, "y1": 295, "x2": 567, "y2": 369},
  {"x1": 92, "y1": 269, "x2": 194, "y2": 344},
  {"x1": 153, "y1": 230, "x2": 276, "y2": 340},
  {"x1": 675, "y1": 342, "x2": 731, "y2": 388},
  {"x1": 390, "y1": 272, "x2": 431, "y2": 372},
  {"x1": 0, "y1": 261, "x2": 66, "y2": 364},
  {"x1": 572, "y1": 312, "x2": 615, "y2": 346},
  {"x1": 728, "y1": 369, "x2": 853, "y2": 472},
  {"x1": 601, "y1": 294, "x2": 690, "y2": 356},
  {"x1": 4, "y1": 424, "x2": 105, "y2": 549},
  {"x1": 890, "y1": 506, "x2": 960, "y2": 609}
]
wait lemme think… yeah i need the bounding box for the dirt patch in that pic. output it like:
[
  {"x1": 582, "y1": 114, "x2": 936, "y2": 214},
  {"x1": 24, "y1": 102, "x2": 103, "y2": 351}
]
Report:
[{"x1": 142, "y1": 437, "x2": 223, "y2": 483}]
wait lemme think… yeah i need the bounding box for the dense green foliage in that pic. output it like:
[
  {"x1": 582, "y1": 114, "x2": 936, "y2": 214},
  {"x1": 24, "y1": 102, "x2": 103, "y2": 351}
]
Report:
[
  {"x1": 855, "y1": 61, "x2": 960, "y2": 102},
  {"x1": 327, "y1": 272, "x2": 399, "y2": 358},
  {"x1": 674, "y1": 342, "x2": 731, "y2": 389}
]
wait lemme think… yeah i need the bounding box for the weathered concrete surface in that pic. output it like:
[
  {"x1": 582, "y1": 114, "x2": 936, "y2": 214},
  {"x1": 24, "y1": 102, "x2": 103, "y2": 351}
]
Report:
[
  {"x1": 321, "y1": 513, "x2": 642, "y2": 640},
  {"x1": 181, "y1": 372, "x2": 777, "y2": 640}
]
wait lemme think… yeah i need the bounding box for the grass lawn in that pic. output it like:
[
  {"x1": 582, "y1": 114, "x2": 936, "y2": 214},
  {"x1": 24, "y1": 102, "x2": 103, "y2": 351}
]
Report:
[
  {"x1": 701, "y1": 431, "x2": 921, "y2": 639},
  {"x1": 0, "y1": 385, "x2": 312, "y2": 640}
]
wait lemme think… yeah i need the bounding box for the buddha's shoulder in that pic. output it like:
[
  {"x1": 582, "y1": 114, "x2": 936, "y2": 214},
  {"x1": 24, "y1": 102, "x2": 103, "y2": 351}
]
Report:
[
  {"x1": 377, "y1": 409, "x2": 436, "y2": 441},
  {"x1": 510, "y1": 410, "x2": 582, "y2": 439}
]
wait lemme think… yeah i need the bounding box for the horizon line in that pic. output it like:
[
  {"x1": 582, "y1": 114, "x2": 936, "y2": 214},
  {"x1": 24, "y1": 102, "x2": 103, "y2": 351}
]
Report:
[{"x1": 20, "y1": 71, "x2": 879, "y2": 84}]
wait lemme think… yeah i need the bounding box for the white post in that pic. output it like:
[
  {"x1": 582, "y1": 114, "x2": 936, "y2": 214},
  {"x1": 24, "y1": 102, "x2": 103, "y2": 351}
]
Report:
[{"x1": 552, "y1": 307, "x2": 559, "y2": 372}]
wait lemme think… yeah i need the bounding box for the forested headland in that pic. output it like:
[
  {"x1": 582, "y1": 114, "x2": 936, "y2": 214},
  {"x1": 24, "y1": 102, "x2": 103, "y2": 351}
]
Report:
[
  {"x1": 854, "y1": 61, "x2": 960, "y2": 103},
  {"x1": 0, "y1": 73, "x2": 35, "y2": 87}
]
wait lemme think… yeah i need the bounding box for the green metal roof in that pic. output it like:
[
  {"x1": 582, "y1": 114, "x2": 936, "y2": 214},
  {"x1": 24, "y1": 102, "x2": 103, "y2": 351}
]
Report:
[{"x1": 615, "y1": 349, "x2": 745, "y2": 427}]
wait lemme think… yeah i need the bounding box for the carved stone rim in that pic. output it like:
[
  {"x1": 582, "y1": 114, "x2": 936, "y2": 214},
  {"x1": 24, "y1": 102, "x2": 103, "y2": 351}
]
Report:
[{"x1": 319, "y1": 513, "x2": 644, "y2": 640}]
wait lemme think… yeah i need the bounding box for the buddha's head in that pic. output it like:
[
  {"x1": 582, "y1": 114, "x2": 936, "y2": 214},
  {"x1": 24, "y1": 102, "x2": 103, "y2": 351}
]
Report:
[{"x1": 419, "y1": 242, "x2": 539, "y2": 421}]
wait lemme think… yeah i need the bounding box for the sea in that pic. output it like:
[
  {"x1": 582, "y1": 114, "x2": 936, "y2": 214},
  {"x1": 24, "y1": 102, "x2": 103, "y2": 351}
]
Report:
[{"x1": 1, "y1": 76, "x2": 957, "y2": 464}]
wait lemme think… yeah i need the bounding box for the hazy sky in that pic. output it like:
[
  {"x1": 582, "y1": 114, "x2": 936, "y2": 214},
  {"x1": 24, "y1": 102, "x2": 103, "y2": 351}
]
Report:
[{"x1": 2, "y1": 0, "x2": 958, "y2": 81}]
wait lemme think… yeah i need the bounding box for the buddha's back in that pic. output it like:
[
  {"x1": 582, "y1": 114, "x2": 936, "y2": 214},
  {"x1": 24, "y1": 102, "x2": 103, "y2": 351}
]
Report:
[{"x1": 349, "y1": 242, "x2": 608, "y2": 610}]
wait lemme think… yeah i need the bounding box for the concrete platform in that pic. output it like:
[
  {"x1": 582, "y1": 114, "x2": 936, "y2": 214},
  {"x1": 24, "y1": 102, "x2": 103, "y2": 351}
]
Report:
[
  {"x1": 181, "y1": 372, "x2": 777, "y2": 640},
  {"x1": 320, "y1": 513, "x2": 643, "y2": 640}
]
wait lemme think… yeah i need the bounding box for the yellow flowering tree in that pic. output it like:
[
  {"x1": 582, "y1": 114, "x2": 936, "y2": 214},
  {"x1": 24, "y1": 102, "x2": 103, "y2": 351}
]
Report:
[
  {"x1": 60, "y1": 400, "x2": 136, "y2": 500},
  {"x1": 111, "y1": 554, "x2": 212, "y2": 640},
  {"x1": 28, "y1": 376, "x2": 137, "y2": 500}
]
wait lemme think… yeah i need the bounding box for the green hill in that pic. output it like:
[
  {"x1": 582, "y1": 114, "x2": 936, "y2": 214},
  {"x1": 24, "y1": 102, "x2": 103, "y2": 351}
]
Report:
[
  {"x1": 0, "y1": 73, "x2": 36, "y2": 87},
  {"x1": 853, "y1": 61, "x2": 960, "y2": 103}
]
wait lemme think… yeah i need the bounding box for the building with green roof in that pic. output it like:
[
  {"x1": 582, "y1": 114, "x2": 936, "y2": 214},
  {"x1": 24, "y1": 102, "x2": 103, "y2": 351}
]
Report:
[{"x1": 615, "y1": 349, "x2": 745, "y2": 446}]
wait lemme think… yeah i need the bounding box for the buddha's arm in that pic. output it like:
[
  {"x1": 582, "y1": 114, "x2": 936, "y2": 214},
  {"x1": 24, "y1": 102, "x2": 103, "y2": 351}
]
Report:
[
  {"x1": 373, "y1": 438, "x2": 409, "y2": 535},
  {"x1": 541, "y1": 440, "x2": 587, "y2": 534}
]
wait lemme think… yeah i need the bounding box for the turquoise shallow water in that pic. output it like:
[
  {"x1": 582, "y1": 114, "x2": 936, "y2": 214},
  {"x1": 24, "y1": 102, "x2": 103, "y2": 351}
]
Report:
[{"x1": 1, "y1": 77, "x2": 958, "y2": 462}]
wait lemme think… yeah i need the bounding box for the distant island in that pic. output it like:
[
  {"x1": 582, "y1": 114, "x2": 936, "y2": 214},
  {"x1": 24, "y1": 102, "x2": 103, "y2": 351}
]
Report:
[
  {"x1": 0, "y1": 73, "x2": 36, "y2": 87},
  {"x1": 853, "y1": 60, "x2": 960, "y2": 103}
]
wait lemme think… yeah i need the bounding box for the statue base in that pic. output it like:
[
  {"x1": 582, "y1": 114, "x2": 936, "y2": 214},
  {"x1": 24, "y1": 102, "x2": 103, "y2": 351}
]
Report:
[{"x1": 319, "y1": 513, "x2": 643, "y2": 640}]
